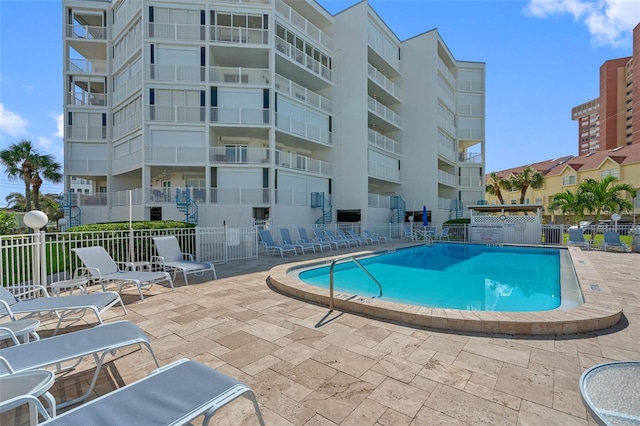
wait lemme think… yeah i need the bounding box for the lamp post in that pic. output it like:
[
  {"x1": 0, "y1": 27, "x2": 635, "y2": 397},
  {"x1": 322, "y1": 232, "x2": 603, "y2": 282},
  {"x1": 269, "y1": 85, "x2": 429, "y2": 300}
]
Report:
[{"x1": 23, "y1": 210, "x2": 48, "y2": 287}]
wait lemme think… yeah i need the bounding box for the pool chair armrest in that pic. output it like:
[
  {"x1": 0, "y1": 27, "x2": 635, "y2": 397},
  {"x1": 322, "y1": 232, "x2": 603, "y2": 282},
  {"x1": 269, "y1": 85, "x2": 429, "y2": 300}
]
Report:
[
  {"x1": 114, "y1": 261, "x2": 135, "y2": 271},
  {"x1": 182, "y1": 253, "x2": 194, "y2": 261},
  {"x1": 150, "y1": 256, "x2": 167, "y2": 271},
  {"x1": 3, "y1": 285, "x2": 50, "y2": 299}
]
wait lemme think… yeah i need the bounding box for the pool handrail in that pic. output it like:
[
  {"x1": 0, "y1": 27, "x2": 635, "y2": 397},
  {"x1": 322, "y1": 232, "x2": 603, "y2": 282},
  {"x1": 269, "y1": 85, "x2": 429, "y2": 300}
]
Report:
[{"x1": 329, "y1": 255, "x2": 383, "y2": 312}]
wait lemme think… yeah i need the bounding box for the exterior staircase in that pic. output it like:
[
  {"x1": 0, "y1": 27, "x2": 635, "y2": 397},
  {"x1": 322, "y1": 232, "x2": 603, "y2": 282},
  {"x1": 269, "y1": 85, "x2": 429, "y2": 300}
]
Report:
[
  {"x1": 451, "y1": 199, "x2": 463, "y2": 219},
  {"x1": 390, "y1": 196, "x2": 406, "y2": 224},
  {"x1": 176, "y1": 187, "x2": 198, "y2": 225},
  {"x1": 60, "y1": 193, "x2": 81, "y2": 227},
  {"x1": 311, "y1": 192, "x2": 332, "y2": 225}
]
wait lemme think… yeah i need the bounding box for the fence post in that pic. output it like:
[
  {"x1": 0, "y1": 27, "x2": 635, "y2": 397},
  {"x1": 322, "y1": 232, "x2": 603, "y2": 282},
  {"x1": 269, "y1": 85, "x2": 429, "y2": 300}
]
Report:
[
  {"x1": 223, "y1": 225, "x2": 228, "y2": 263},
  {"x1": 39, "y1": 230, "x2": 47, "y2": 287},
  {"x1": 195, "y1": 226, "x2": 201, "y2": 261}
]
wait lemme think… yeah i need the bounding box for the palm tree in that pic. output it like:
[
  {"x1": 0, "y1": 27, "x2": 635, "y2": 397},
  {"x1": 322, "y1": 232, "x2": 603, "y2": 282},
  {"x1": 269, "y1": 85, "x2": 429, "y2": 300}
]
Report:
[
  {"x1": 0, "y1": 139, "x2": 62, "y2": 212},
  {"x1": 485, "y1": 172, "x2": 509, "y2": 204},
  {"x1": 578, "y1": 176, "x2": 636, "y2": 221},
  {"x1": 5, "y1": 192, "x2": 27, "y2": 211},
  {"x1": 509, "y1": 166, "x2": 544, "y2": 204},
  {"x1": 548, "y1": 190, "x2": 587, "y2": 224}
]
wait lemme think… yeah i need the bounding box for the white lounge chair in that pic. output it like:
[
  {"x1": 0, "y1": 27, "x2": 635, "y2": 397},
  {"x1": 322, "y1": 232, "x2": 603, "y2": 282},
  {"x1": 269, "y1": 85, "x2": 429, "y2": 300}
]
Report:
[
  {"x1": 403, "y1": 224, "x2": 416, "y2": 241},
  {"x1": 73, "y1": 246, "x2": 174, "y2": 300},
  {"x1": 151, "y1": 236, "x2": 217, "y2": 285},
  {"x1": 602, "y1": 232, "x2": 630, "y2": 252},
  {"x1": 436, "y1": 227, "x2": 450, "y2": 240},
  {"x1": 0, "y1": 320, "x2": 160, "y2": 409},
  {"x1": 9, "y1": 359, "x2": 265, "y2": 426},
  {"x1": 0, "y1": 285, "x2": 126, "y2": 335},
  {"x1": 567, "y1": 228, "x2": 590, "y2": 250}
]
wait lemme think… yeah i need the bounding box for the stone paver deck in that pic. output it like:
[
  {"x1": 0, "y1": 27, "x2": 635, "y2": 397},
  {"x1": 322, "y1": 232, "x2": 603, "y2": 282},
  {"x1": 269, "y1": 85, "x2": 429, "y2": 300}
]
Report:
[{"x1": 2, "y1": 242, "x2": 639, "y2": 425}]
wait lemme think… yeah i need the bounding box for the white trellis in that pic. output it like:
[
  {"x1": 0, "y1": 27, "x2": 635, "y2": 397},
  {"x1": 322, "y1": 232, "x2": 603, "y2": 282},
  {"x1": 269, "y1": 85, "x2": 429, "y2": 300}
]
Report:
[{"x1": 469, "y1": 204, "x2": 542, "y2": 245}]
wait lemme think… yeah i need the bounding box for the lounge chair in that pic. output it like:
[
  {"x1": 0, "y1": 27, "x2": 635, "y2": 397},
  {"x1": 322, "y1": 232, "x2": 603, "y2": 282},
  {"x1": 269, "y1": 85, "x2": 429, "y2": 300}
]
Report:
[
  {"x1": 297, "y1": 227, "x2": 334, "y2": 251},
  {"x1": 258, "y1": 229, "x2": 297, "y2": 257},
  {"x1": 567, "y1": 228, "x2": 590, "y2": 250},
  {"x1": 0, "y1": 369, "x2": 57, "y2": 424},
  {"x1": 325, "y1": 229, "x2": 359, "y2": 247},
  {"x1": 312, "y1": 228, "x2": 346, "y2": 249},
  {"x1": 403, "y1": 224, "x2": 416, "y2": 241},
  {"x1": 279, "y1": 228, "x2": 316, "y2": 254},
  {"x1": 0, "y1": 320, "x2": 160, "y2": 409},
  {"x1": 73, "y1": 246, "x2": 174, "y2": 301},
  {"x1": 602, "y1": 232, "x2": 630, "y2": 252},
  {"x1": 0, "y1": 285, "x2": 126, "y2": 335},
  {"x1": 346, "y1": 230, "x2": 373, "y2": 245},
  {"x1": 151, "y1": 236, "x2": 217, "y2": 285},
  {"x1": 436, "y1": 227, "x2": 450, "y2": 240},
  {"x1": 10, "y1": 359, "x2": 265, "y2": 426},
  {"x1": 362, "y1": 230, "x2": 389, "y2": 243}
]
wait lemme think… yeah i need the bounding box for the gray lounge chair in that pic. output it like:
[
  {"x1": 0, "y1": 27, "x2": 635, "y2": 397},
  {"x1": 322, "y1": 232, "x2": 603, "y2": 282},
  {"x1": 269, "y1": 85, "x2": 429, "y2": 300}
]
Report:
[
  {"x1": 151, "y1": 236, "x2": 217, "y2": 285},
  {"x1": 73, "y1": 246, "x2": 174, "y2": 300},
  {"x1": 567, "y1": 228, "x2": 590, "y2": 250},
  {"x1": 279, "y1": 228, "x2": 316, "y2": 253},
  {"x1": 313, "y1": 228, "x2": 346, "y2": 249},
  {"x1": 297, "y1": 227, "x2": 333, "y2": 251},
  {"x1": 0, "y1": 320, "x2": 159, "y2": 409},
  {"x1": 326, "y1": 229, "x2": 359, "y2": 247},
  {"x1": 362, "y1": 230, "x2": 389, "y2": 243},
  {"x1": 0, "y1": 369, "x2": 57, "y2": 424},
  {"x1": 10, "y1": 359, "x2": 264, "y2": 426},
  {"x1": 0, "y1": 285, "x2": 126, "y2": 335},
  {"x1": 258, "y1": 229, "x2": 297, "y2": 257},
  {"x1": 602, "y1": 231, "x2": 630, "y2": 252},
  {"x1": 346, "y1": 230, "x2": 373, "y2": 245}
]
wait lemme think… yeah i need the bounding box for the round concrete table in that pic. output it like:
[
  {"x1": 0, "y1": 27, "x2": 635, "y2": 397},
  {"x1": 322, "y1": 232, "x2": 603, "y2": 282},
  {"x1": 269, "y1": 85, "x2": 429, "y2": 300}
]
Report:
[{"x1": 580, "y1": 361, "x2": 640, "y2": 425}]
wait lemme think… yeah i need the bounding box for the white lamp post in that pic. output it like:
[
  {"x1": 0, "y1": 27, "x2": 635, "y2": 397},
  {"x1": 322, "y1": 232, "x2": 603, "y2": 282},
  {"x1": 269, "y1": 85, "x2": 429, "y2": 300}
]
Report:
[{"x1": 23, "y1": 210, "x2": 48, "y2": 287}]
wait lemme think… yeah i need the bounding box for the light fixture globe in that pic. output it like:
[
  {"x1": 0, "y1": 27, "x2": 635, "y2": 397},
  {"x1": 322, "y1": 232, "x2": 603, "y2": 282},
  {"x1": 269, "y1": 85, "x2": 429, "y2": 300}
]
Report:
[{"x1": 23, "y1": 210, "x2": 49, "y2": 230}]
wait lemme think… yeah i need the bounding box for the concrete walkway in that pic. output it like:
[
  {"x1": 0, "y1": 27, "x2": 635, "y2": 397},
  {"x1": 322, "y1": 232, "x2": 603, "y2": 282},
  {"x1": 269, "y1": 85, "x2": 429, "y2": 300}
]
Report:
[{"x1": 3, "y1": 243, "x2": 639, "y2": 425}]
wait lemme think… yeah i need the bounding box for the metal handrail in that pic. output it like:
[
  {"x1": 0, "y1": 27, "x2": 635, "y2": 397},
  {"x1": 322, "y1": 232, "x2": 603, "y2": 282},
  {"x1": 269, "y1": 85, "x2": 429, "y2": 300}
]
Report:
[{"x1": 329, "y1": 255, "x2": 383, "y2": 312}]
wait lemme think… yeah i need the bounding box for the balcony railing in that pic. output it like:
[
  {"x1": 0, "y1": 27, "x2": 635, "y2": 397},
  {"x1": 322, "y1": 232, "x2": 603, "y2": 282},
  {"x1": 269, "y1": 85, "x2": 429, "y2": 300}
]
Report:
[
  {"x1": 368, "y1": 161, "x2": 400, "y2": 182},
  {"x1": 275, "y1": 36, "x2": 331, "y2": 81},
  {"x1": 112, "y1": 70, "x2": 142, "y2": 105},
  {"x1": 457, "y1": 104, "x2": 484, "y2": 116},
  {"x1": 210, "y1": 25, "x2": 269, "y2": 45},
  {"x1": 275, "y1": 0, "x2": 332, "y2": 51},
  {"x1": 76, "y1": 192, "x2": 109, "y2": 206},
  {"x1": 66, "y1": 24, "x2": 108, "y2": 40},
  {"x1": 458, "y1": 176, "x2": 484, "y2": 187},
  {"x1": 210, "y1": 188, "x2": 270, "y2": 204},
  {"x1": 437, "y1": 59, "x2": 456, "y2": 88},
  {"x1": 438, "y1": 87, "x2": 455, "y2": 112},
  {"x1": 367, "y1": 29, "x2": 400, "y2": 72},
  {"x1": 438, "y1": 197, "x2": 454, "y2": 210},
  {"x1": 112, "y1": 149, "x2": 143, "y2": 173},
  {"x1": 113, "y1": 113, "x2": 142, "y2": 139},
  {"x1": 216, "y1": 0, "x2": 270, "y2": 4},
  {"x1": 147, "y1": 64, "x2": 205, "y2": 83},
  {"x1": 437, "y1": 116, "x2": 455, "y2": 137},
  {"x1": 148, "y1": 105, "x2": 205, "y2": 123},
  {"x1": 459, "y1": 152, "x2": 483, "y2": 163},
  {"x1": 275, "y1": 189, "x2": 310, "y2": 206},
  {"x1": 210, "y1": 67, "x2": 270, "y2": 86},
  {"x1": 438, "y1": 142, "x2": 456, "y2": 162},
  {"x1": 368, "y1": 129, "x2": 401, "y2": 155},
  {"x1": 367, "y1": 64, "x2": 401, "y2": 99},
  {"x1": 146, "y1": 146, "x2": 206, "y2": 163},
  {"x1": 211, "y1": 107, "x2": 270, "y2": 125},
  {"x1": 457, "y1": 128, "x2": 483, "y2": 139},
  {"x1": 275, "y1": 74, "x2": 332, "y2": 113},
  {"x1": 438, "y1": 170, "x2": 456, "y2": 186},
  {"x1": 210, "y1": 147, "x2": 269, "y2": 164},
  {"x1": 66, "y1": 125, "x2": 107, "y2": 140},
  {"x1": 275, "y1": 150, "x2": 333, "y2": 176},
  {"x1": 458, "y1": 79, "x2": 484, "y2": 92},
  {"x1": 275, "y1": 112, "x2": 331, "y2": 145},
  {"x1": 147, "y1": 22, "x2": 204, "y2": 41},
  {"x1": 67, "y1": 92, "x2": 107, "y2": 107},
  {"x1": 368, "y1": 96, "x2": 401, "y2": 128},
  {"x1": 68, "y1": 59, "x2": 107, "y2": 73},
  {"x1": 368, "y1": 193, "x2": 391, "y2": 209},
  {"x1": 66, "y1": 158, "x2": 108, "y2": 174}
]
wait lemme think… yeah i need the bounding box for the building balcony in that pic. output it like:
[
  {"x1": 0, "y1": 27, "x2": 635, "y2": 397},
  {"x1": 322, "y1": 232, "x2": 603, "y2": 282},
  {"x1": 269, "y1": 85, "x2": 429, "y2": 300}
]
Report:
[
  {"x1": 112, "y1": 149, "x2": 143, "y2": 174},
  {"x1": 275, "y1": 112, "x2": 331, "y2": 146},
  {"x1": 112, "y1": 70, "x2": 142, "y2": 106},
  {"x1": 211, "y1": 107, "x2": 270, "y2": 125},
  {"x1": 210, "y1": 147, "x2": 269, "y2": 164},
  {"x1": 275, "y1": 74, "x2": 333, "y2": 113},
  {"x1": 75, "y1": 192, "x2": 109, "y2": 206},
  {"x1": 367, "y1": 27, "x2": 400, "y2": 74},
  {"x1": 275, "y1": 36, "x2": 331, "y2": 82},
  {"x1": 146, "y1": 146, "x2": 206, "y2": 164},
  {"x1": 368, "y1": 96, "x2": 401, "y2": 129},
  {"x1": 437, "y1": 117, "x2": 455, "y2": 138},
  {"x1": 210, "y1": 66, "x2": 270, "y2": 86},
  {"x1": 368, "y1": 129, "x2": 401, "y2": 155},
  {"x1": 438, "y1": 87, "x2": 455, "y2": 112},
  {"x1": 368, "y1": 161, "x2": 400, "y2": 183},
  {"x1": 437, "y1": 59, "x2": 455, "y2": 88},
  {"x1": 458, "y1": 104, "x2": 484, "y2": 116},
  {"x1": 147, "y1": 64, "x2": 205, "y2": 83},
  {"x1": 275, "y1": 0, "x2": 332, "y2": 51},
  {"x1": 274, "y1": 150, "x2": 333, "y2": 176},
  {"x1": 66, "y1": 158, "x2": 108, "y2": 175},
  {"x1": 458, "y1": 176, "x2": 484, "y2": 188},
  {"x1": 458, "y1": 152, "x2": 482, "y2": 163},
  {"x1": 210, "y1": 188, "x2": 270, "y2": 204},
  {"x1": 438, "y1": 142, "x2": 456, "y2": 163},
  {"x1": 367, "y1": 64, "x2": 401, "y2": 101},
  {"x1": 147, "y1": 22, "x2": 205, "y2": 42},
  {"x1": 68, "y1": 59, "x2": 107, "y2": 74},
  {"x1": 275, "y1": 189, "x2": 312, "y2": 206},
  {"x1": 211, "y1": 25, "x2": 269, "y2": 45},
  {"x1": 113, "y1": 113, "x2": 142, "y2": 140},
  {"x1": 67, "y1": 92, "x2": 107, "y2": 107},
  {"x1": 216, "y1": 0, "x2": 271, "y2": 4},
  {"x1": 368, "y1": 193, "x2": 391, "y2": 208},
  {"x1": 66, "y1": 125, "x2": 107, "y2": 140},
  {"x1": 438, "y1": 197, "x2": 454, "y2": 210},
  {"x1": 66, "y1": 24, "x2": 108, "y2": 40},
  {"x1": 147, "y1": 106, "x2": 206, "y2": 123},
  {"x1": 457, "y1": 128, "x2": 483, "y2": 140},
  {"x1": 438, "y1": 170, "x2": 456, "y2": 187}
]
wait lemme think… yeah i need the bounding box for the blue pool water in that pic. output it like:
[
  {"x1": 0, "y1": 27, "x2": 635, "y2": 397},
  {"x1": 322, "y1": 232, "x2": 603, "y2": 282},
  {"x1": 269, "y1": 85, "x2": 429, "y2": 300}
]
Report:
[{"x1": 298, "y1": 243, "x2": 571, "y2": 312}]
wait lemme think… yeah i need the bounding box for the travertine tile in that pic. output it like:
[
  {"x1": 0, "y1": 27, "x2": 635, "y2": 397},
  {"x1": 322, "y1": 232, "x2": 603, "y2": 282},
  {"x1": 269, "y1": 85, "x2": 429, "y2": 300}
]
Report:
[
  {"x1": 368, "y1": 378, "x2": 429, "y2": 418},
  {"x1": 517, "y1": 400, "x2": 587, "y2": 425},
  {"x1": 495, "y1": 364, "x2": 554, "y2": 407}
]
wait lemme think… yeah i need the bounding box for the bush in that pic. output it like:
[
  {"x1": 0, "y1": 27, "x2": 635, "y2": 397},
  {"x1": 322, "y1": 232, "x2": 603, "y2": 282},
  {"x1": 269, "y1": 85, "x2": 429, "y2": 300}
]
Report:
[
  {"x1": 443, "y1": 218, "x2": 470, "y2": 225},
  {"x1": 0, "y1": 211, "x2": 17, "y2": 235}
]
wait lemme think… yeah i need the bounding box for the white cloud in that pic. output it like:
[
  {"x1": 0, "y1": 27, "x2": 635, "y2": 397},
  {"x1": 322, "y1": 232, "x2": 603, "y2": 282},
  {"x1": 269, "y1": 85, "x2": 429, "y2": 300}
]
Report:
[
  {"x1": 0, "y1": 103, "x2": 29, "y2": 136},
  {"x1": 54, "y1": 113, "x2": 64, "y2": 138},
  {"x1": 525, "y1": 0, "x2": 640, "y2": 48}
]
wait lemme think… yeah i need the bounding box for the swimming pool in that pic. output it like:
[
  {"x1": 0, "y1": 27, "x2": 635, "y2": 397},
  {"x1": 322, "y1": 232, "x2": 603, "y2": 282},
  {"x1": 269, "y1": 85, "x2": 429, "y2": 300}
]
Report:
[{"x1": 297, "y1": 243, "x2": 582, "y2": 312}]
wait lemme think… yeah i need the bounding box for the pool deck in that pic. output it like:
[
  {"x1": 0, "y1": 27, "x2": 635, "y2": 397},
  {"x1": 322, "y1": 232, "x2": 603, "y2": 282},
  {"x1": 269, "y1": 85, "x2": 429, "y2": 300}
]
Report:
[{"x1": 3, "y1": 241, "x2": 639, "y2": 425}]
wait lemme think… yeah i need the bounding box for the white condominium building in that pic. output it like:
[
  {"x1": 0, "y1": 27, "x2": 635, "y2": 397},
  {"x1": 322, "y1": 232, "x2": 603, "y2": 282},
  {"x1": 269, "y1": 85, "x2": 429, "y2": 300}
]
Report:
[{"x1": 62, "y1": 0, "x2": 485, "y2": 228}]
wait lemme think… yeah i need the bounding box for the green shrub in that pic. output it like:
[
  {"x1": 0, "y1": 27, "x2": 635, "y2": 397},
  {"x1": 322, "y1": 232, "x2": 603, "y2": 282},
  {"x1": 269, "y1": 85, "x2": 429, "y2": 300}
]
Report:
[{"x1": 443, "y1": 218, "x2": 470, "y2": 225}]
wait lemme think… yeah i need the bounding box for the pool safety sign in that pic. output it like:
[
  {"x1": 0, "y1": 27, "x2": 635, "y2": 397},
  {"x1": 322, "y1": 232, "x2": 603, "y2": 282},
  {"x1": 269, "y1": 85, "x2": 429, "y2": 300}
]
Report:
[{"x1": 471, "y1": 224, "x2": 503, "y2": 242}]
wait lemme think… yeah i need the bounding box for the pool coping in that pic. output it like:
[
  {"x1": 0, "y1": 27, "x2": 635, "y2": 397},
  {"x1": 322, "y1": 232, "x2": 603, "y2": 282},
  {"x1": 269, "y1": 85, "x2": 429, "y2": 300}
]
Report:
[{"x1": 268, "y1": 245, "x2": 623, "y2": 335}]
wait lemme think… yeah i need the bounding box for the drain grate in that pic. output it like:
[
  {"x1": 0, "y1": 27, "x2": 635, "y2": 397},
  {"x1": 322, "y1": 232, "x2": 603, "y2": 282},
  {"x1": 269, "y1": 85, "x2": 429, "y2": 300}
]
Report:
[{"x1": 590, "y1": 284, "x2": 601, "y2": 291}]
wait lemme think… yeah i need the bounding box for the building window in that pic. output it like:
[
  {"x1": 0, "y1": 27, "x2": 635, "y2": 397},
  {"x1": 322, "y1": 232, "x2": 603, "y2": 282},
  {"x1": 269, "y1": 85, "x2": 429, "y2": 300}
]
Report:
[
  {"x1": 510, "y1": 199, "x2": 517, "y2": 204},
  {"x1": 601, "y1": 168, "x2": 619, "y2": 179},
  {"x1": 562, "y1": 175, "x2": 576, "y2": 186}
]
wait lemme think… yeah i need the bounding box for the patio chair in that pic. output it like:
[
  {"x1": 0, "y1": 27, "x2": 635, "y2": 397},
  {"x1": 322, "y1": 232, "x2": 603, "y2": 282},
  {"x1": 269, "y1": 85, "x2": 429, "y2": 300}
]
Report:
[
  {"x1": 362, "y1": 230, "x2": 389, "y2": 243},
  {"x1": 297, "y1": 227, "x2": 334, "y2": 251},
  {"x1": 436, "y1": 227, "x2": 450, "y2": 240},
  {"x1": 17, "y1": 359, "x2": 265, "y2": 426},
  {"x1": 151, "y1": 236, "x2": 217, "y2": 285},
  {"x1": 567, "y1": 228, "x2": 590, "y2": 250},
  {"x1": 0, "y1": 320, "x2": 160, "y2": 410},
  {"x1": 279, "y1": 228, "x2": 316, "y2": 254},
  {"x1": 73, "y1": 246, "x2": 174, "y2": 301},
  {"x1": 602, "y1": 232, "x2": 630, "y2": 252},
  {"x1": 403, "y1": 224, "x2": 416, "y2": 241},
  {"x1": 313, "y1": 228, "x2": 346, "y2": 249},
  {"x1": 0, "y1": 285, "x2": 126, "y2": 335},
  {"x1": 326, "y1": 229, "x2": 359, "y2": 247},
  {"x1": 345, "y1": 230, "x2": 373, "y2": 245},
  {"x1": 258, "y1": 229, "x2": 297, "y2": 257}
]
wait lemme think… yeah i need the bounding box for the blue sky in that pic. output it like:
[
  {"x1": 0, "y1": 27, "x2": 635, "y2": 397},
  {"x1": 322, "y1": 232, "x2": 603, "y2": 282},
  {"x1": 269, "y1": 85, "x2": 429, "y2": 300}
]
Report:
[{"x1": 1, "y1": 0, "x2": 639, "y2": 204}]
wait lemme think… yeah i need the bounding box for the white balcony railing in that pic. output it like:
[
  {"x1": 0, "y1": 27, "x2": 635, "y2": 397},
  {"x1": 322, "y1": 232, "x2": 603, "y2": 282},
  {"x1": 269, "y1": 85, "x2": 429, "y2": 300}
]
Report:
[
  {"x1": 147, "y1": 22, "x2": 204, "y2": 41},
  {"x1": 77, "y1": 192, "x2": 109, "y2": 206},
  {"x1": 437, "y1": 116, "x2": 455, "y2": 137},
  {"x1": 438, "y1": 87, "x2": 455, "y2": 112},
  {"x1": 67, "y1": 92, "x2": 107, "y2": 107},
  {"x1": 210, "y1": 147, "x2": 269, "y2": 164},
  {"x1": 437, "y1": 58, "x2": 456, "y2": 88},
  {"x1": 112, "y1": 189, "x2": 144, "y2": 206},
  {"x1": 112, "y1": 149, "x2": 143, "y2": 173},
  {"x1": 66, "y1": 24, "x2": 108, "y2": 40},
  {"x1": 275, "y1": 74, "x2": 333, "y2": 113},
  {"x1": 274, "y1": 150, "x2": 333, "y2": 176},
  {"x1": 459, "y1": 152, "x2": 483, "y2": 163},
  {"x1": 367, "y1": 28, "x2": 400, "y2": 72},
  {"x1": 210, "y1": 67, "x2": 270, "y2": 86},
  {"x1": 211, "y1": 107, "x2": 270, "y2": 125},
  {"x1": 275, "y1": 113, "x2": 331, "y2": 145},
  {"x1": 438, "y1": 170, "x2": 456, "y2": 186},
  {"x1": 368, "y1": 161, "x2": 400, "y2": 182},
  {"x1": 68, "y1": 59, "x2": 107, "y2": 73},
  {"x1": 438, "y1": 197, "x2": 454, "y2": 210},
  {"x1": 113, "y1": 113, "x2": 142, "y2": 139},
  {"x1": 457, "y1": 104, "x2": 484, "y2": 116},
  {"x1": 368, "y1": 129, "x2": 401, "y2": 155},
  {"x1": 146, "y1": 64, "x2": 205, "y2": 83},
  {"x1": 368, "y1": 193, "x2": 391, "y2": 209},
  {"x1": 210, "y1": 25, "x2": 269, "y2": 45},
  {"x1": 111, "y1": 32, "x2": 142, "y2": 71},
  {"x1": 367, "y1": 64, "x2": 401, "y2": 99},
  {"x1": 438, "y1": 142, "x2": 456, "y2": 162},
  {"x1": 275, "y1": 36, "x2": 331, "y2": 81},
  {"x1": 112, "y1": 70, "x2": 142, "y2": 105},
  {"x1": 146, "y1": 146, "x2": 206, "y2": 163},
  {"x1": 275, "y1": 189, "x2": 310, "y2": 206},
  {"x1": 458, "y1": 176, "x2": 484, "y2": 187},
  {"x1": 66, "y1": 158, "x2": 108, "y2": 174},
  {"x1": 66, "y1": 126, "x2": 107, "y2": 140},
  {"x1": 368, "y1": 96, "x2": 402, "y2": 128},
  {"x1": 210, "y1": 188, "x2": 270, "y2": 204},
  {"x1": 457, "y1": 128, "x2": 483, "y2": 139},
  {"x1": 148, "y1": 106, "x2": 205, "y2": 123},
  {"x1": 275, "y1": 0, "x2": 332, "y2": 51},
  {"x1": 458, "y1": 80, "x2": 484, "y2": 92}
]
